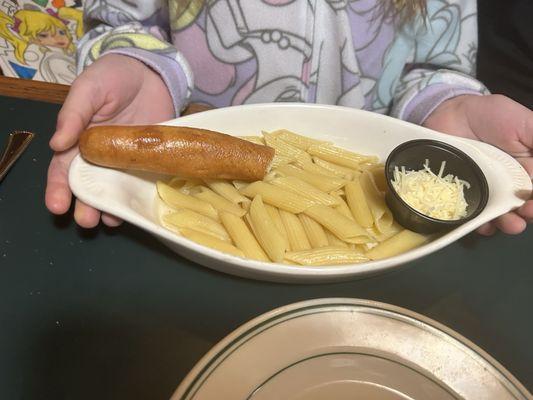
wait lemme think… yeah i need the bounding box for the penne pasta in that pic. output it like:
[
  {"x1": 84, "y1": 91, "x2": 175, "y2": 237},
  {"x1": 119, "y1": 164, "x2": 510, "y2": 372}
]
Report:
[
  {"x1": 312, "y1": 156, "x2": 355, "y2": 179},
  {"x1": 298, "y1": 213, "x2": 329, "y2": 248},
  {"x1": 262, "y1": 131, "x2": 312, "y2": 163},
  {"x1": 331, "y1": 194, "x2": 355, "y2": 221},
  {"x1": 279, "y1": 210, "x2": 311, "y2": 251},
  {"x1": 219, "y1": 211, "x2": 269, "y2": 261},
  {"x1": 285, "y1": 246, "x2": 368, "y2": 266},
  {"x1": 356, "y1": 161, "x2": 380, "y2": 171},
  {"x1": 344, "y1": 180, "x2": 374, "y2": 228},
  {"x1": 270, "y1": 154, "x2": 293, "y2": 169},
  {"x1": 270, "y1": 176, "x2": 339, "y2": 206},
  {"x1": 325, "y1": 230, "x2": 349, "y2": 248},
  {"x1": 204, "y1": 179, "x2": 250, "y2": 205},
  {"x1": 307, "y1": 144, "x2": 378, "y2": 169},
  {"x1": 370, "y1": 164, "x2": 387, "y2": 193},
  {"x1": 264, "y1": 204, "x2": 290, "y2": 248},
  {"x1": 366, "y1": 221, "x2": 403, "y2": 242},
  {"x1": 157, "y1": 181, "x2": 220, "y2": 221},
  {"x1": 167, "y1": 177, "x2": 203, "y2": 193},
  {"x1": 293, "y1": 157, "x2": 338, "y2": 178},
  {"x1": 232, "y1": 180, "x2": 249, "y2": 190},
  {"x1": 276, "y1": 164, "x2": 346, "y2": 192},
  {"x1": 192, "y1": 186, "x2": 247, "y2": 217},
  {"x1": 304, "y1": 205, "x2": 373, "y2": 244},
  {"x1": 156, "y1": 129, "x2": 439, "y2": 266},
  {"x1": 244, "y1": 213, "x2": 256, "y2": 236},
  {"x1": 248, "y1": 195, "x2": 288, "y2": 262},
  {"x1": 163, "y1": 209, "x2": 230, "y2": 242},
  {"x1": 359, "y1": 171, "x2": 393, "y2": 233},
  {"x1": 263, "y1": 170, "x2": 281, "y2": 182},
  {"x1": 179, "y1": 228, "x2": 245, "y2": 258},
  {"x1": 239, "y1": 181, "x2": 315, "y2": 213},
  {"x1": 268, "y1": 129, "x2": 329, "y2": 150},
  {"x1": 365, "y1": 229, "x2": 427, "y2": 260},
  {"x1": 238, "y1": 136, "x2": 265, "y2": 145}
]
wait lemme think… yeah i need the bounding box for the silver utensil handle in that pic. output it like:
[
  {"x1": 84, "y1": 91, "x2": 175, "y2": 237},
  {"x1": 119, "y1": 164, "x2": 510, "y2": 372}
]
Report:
[{"x1": 0, "y1": 131, "x2": 35, "y2": 182}]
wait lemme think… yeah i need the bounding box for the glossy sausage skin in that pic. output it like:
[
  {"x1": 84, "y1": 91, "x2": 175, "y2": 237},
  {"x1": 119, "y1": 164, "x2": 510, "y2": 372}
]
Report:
[{"x1": 79, "y1": 125, "x2": 275, "y2": 181}]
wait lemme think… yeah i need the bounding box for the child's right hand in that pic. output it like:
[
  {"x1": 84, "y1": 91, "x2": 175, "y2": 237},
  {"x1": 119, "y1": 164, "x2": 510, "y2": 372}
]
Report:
[{"x1": 45, "y1": 54, "x2": 175, "y2": 228}]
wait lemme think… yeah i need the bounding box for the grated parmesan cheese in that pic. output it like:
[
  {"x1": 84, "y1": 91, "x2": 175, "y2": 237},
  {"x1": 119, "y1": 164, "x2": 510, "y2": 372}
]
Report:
[{"x1": 391, "y1": 160, "x2": 470, "y2": 220}]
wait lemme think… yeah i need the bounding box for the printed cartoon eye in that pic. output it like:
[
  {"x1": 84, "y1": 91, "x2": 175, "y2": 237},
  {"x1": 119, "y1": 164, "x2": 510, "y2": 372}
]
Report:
[
  {"x1": 57, "y1": 30, "x2": 66, "y2": 36},
  {"x1": 277, "y1": 88, "x2": 303, "y2": 102},
  {"x1": 38, "y1": 32, "x2": 50, "y2": 39}
]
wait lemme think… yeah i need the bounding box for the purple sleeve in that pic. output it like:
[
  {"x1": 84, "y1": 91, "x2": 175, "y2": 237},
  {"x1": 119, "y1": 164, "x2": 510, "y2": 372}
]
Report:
[
  {"x1": 391, "y1": 69, "x2": 490, "y2": 125},
  {"x1": 76, "y1": 1, "x2": 194, "y2": 116},
  {"x1": 105, "y1": 47, "x2": 192, "y2": 116}
]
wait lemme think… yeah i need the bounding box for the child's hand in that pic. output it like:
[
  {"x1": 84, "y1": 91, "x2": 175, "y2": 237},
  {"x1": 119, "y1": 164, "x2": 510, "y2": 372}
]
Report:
[
  {"x1": 45, "y1": 54, "x2": 175, "y2": 228},
  {"x1": 424, "y1": 94, "x2": 533, "y2": 235}
]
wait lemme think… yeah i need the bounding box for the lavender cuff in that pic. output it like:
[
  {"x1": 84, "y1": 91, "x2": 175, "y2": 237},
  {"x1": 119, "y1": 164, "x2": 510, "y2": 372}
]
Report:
[
  {"x1": 105, "y1": 47, "x2": 190, "y2": 116},
  {"x1": 401, "y1": 83, "x2": 485, "y2": 125}
]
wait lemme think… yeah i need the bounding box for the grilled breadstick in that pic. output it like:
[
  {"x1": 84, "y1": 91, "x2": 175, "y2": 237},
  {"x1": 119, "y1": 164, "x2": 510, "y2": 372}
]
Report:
[{"x1": 79, "y1": 125, "x2": 275, "y2": 181}]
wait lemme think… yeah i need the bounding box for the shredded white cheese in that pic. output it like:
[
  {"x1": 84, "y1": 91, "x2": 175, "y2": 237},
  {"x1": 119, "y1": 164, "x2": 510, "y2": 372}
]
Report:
[{"x1": 391, "y1": 160, "x2": 470, "y2": 220}]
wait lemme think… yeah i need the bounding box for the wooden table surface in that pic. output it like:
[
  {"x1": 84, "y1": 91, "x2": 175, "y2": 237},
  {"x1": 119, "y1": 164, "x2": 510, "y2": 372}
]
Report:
[
  {"x1": 0, "y1": 75, "x2": 209, "y2": 115},
  {"x1": 0, "y1": 76, "x2": 69, "y2": 104}
]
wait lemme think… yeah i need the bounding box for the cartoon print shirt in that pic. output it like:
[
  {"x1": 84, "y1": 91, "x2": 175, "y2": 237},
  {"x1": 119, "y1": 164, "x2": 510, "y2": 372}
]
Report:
[{"x1": 77, "y1": 0, "x2": 488, "y2": 124}]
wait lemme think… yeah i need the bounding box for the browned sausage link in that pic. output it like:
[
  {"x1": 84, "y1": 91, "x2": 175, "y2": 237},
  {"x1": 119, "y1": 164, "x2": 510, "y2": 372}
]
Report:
[{"x1": 78, "y1": 125, "x2": 275, "y2": 181}]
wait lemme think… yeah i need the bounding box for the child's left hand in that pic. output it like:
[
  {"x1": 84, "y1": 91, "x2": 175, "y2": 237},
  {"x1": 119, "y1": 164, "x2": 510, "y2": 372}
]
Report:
[{"x1": 423, "y1": 94, "x2": 533, "y2": 236}]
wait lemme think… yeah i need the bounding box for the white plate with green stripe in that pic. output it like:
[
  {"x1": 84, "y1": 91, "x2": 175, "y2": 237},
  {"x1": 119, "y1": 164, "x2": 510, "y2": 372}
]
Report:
[{"x1": 170, "y1": 298, "x2": 531, "y2": 400}]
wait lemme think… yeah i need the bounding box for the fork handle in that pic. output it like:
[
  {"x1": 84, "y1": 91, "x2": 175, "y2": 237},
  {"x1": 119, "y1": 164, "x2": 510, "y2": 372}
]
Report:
[{"x1": 0, "y1": 131, "x2": 35, "y2": 182}]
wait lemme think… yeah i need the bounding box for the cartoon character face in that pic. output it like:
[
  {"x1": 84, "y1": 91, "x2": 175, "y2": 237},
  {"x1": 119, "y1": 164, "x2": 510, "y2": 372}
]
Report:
[{"x1": 33, "y1": 28, "x2": 70, "y2": 49}]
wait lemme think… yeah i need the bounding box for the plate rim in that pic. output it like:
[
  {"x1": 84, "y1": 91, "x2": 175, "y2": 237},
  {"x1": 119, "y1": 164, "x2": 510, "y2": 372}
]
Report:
[{"x1": 170, "y1": 297, "x2": 532, "y2": 400}]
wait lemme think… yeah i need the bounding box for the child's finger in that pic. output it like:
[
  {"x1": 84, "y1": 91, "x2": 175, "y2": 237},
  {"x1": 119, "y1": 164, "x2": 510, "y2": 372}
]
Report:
[
  {"x1": 101, "y1": 213, "x2": 123, "y2": 227},
  {"x1": 477, "y1": 222, "x2": 496, "y2": 236},
  {"x1": 517, "y1": 108, "x2": 533, "y2": 150},
  {"x1": 494, "y1": 212, "x2": 527, "y2": 235},
  {"x1": 516, "y1": 157, "x2": 533, "y2": 177},
  {"x1": 517, "y1": 199, "x2": 533, "y2": 222},
  {"x1": 50, "y1": 78, "x2": 102, "y2": 152},
  {"x1": 45, "y1": 148, "x2": 77, "y2": 215},
  {"x1": 74, "y1": 199, "x2": 101, "y2": 229}
]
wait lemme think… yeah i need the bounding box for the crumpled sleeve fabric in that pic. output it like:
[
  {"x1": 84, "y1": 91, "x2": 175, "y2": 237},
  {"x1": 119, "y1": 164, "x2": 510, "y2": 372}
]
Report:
[
  {"x1": 76, "y1": 0, "x2": 193, "y2": 116},
  {"x1": 387, "y1": 0, "x2": 489, "y2": 125}
]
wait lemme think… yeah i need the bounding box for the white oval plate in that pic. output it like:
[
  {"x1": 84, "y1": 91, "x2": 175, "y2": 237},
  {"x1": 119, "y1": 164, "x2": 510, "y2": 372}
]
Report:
[
  {"x1": 170, "y1": 298, "x2": 531, "y2": 400},
  {"x1": 68, "y1": 103, "x2": 532, "y2": 283}
]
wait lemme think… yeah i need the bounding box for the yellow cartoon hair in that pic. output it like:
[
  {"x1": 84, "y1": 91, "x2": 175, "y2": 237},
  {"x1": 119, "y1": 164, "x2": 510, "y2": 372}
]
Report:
[
  {"x1": 0, "y1": 10, "x2": 26, "y2": 64},
  {"x1": 0, "y1": 9, "x2": 75, "y2": 65},
  {"x1": 57, "y1": 7, "x2": 84, "y2": 39}
]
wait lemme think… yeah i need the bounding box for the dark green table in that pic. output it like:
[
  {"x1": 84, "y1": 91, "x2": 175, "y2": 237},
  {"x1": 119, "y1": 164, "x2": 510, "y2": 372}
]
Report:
[{"x1": 0, "y1": 95, "x2": 531, "y2": 399}]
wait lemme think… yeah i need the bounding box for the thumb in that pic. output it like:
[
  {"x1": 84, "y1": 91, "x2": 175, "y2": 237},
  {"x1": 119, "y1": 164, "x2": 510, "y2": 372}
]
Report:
[{"x1": 49, "y1": 78, "x2": 103, "y2": 152}]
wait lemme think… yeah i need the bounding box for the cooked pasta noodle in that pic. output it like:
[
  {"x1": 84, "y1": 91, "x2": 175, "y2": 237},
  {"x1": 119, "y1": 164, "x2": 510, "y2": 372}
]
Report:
[
  {"x1": 156, "y1": 129, "x2": 428, "y2": 265},
  {"x1": 163, "y1": 209, "x2": 230, "y2": 242},
  {"x1": 219, "y1": 211, "x2": 269, "y2": 261},
  {"x1": 298, "y1": 213, "x2": 329, "y2": 248},
  {"x1": 204, "y1": 179, "x2": 250, "y2": 205},
  {"x1": 279, "y1": 209, "x2": 311, "y2": 251},
  {"x1": 192, "y1": 186, "x2": 247, "y2": 217},
  {"x1": 365, "y1": 229, "x2": 427, "y2": 260},
  {"x1": 179, "y1": 228, "x2": 244, "y2": 258},
  {"x1": 248, "y1": 195, "x2": 287, "y2": 262},
  {"x1": 285, "y1": 247, "x2": 368, "y2": 266}
]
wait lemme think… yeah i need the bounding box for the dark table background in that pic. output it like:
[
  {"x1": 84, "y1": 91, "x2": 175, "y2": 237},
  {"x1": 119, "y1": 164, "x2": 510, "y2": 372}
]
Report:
[
  {"x1": 1, "y1": 1, "x2": 532, "y2": 397},
  {"x1": 1, "y1": 99, "x2": 532, "y2": 399}
]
